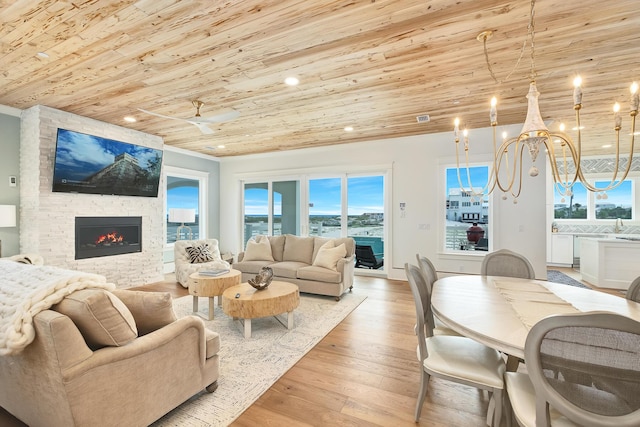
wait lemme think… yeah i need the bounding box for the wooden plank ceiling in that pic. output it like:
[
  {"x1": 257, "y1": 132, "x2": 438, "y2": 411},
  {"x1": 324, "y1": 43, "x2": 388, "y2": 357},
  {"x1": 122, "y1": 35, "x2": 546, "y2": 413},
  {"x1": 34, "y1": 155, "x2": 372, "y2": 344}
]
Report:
[{"x1": 1, "y1": 0, "x2": 639, "y2": 157}]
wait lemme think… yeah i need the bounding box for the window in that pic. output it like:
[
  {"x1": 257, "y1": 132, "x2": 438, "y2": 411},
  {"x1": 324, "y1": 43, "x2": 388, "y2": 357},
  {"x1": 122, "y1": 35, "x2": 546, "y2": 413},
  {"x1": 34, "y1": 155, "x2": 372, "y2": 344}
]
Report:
[
  {"x1": 553, "y1": 182, "x2": 587, "y2": 219},
  {"x1": 243, "y1": 180, "x2": 300, "y2": 245},
  {"x1": 445, "y1": 166, "x2": 490, "y2": 252},
  {"x1": 165, "y1": 167, "x2": 208, "y2": 244},
  {"x1": 553, "y1": 179, "x2": 633, "y2": 220},
  {"x1": 595, "y1": 180, "x2": 633, "y2": 219}
]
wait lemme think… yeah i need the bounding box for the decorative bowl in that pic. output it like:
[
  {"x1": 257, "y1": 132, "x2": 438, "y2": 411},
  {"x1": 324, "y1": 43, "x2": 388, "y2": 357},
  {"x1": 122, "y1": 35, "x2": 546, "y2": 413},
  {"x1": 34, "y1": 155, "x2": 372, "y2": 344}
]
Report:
[{"x1": 247, "y1": 266, "x2": 273, "y2": 290}]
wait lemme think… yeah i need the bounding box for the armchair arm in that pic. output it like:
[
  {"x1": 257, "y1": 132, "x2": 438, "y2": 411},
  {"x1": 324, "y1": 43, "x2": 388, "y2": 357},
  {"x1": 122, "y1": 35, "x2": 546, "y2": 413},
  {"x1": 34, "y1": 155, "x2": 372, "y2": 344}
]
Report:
[{"x1": 61, "y1": 315, "x2": 208, "y2": 381}]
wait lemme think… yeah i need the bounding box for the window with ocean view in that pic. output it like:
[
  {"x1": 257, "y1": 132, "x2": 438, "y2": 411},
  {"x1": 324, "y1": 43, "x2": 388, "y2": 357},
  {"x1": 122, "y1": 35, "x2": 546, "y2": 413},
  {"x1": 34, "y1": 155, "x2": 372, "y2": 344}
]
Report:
[{"x1": 165, "y1": 168, "x2": 207, "y2": 244}]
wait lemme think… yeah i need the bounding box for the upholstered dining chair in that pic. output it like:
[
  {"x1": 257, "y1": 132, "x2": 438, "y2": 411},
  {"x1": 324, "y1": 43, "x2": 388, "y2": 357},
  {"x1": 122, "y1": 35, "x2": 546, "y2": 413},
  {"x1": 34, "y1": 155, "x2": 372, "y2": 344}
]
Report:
[
  {"x1": 481, "y1": 249, "x2": 535, "y2": 279},
  {"x1": 415, "y1": 254, "x2": 461, "y2": 337},
  {"x1": 405, "y1": 263, "x2": 506, "y2": 426},
  {"x1": 504, "y1": 312, "x2": 640, "y2": 427},
  {"x1": 627, "y1": 276, "x2": 640, "y2": 303}
]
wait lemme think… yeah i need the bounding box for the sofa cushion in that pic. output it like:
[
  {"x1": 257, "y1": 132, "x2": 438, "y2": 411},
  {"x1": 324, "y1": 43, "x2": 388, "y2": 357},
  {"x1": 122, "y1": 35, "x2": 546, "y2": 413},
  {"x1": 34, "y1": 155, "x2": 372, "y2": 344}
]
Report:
[
  {"x1": 268, "y1": 235, "x2": 286, "y2": 262},
  {"x1": 270, "y1": 261, "x2": 308, "y2": 279},
  {"x1": 244, "y1": 237, "x2": 275, "y2": 261},
  {"x1": 297, "y1": 265, "x2": 342, "y2": 283},
  {"x1": 111, "y1": 290, "x2": 176, "y2": 336},
  {"x1": 313, "y1": 241, "x2": 347, "y2": 271},
  {"x1": 53, "y1": 289, "x2": 138, "y2": 349},
  {"x1": 312, "y1": 237, "x2": 332, "y2": 262},
  {"x1": 234, "y1": 259, "x2": 275, "y2": 274},
  {"x1": 283, "y1": 234, "x2": 314, "y2": 264},
  {"x1": 185, "y1": 244, "x2": 214, "y2": 263}
]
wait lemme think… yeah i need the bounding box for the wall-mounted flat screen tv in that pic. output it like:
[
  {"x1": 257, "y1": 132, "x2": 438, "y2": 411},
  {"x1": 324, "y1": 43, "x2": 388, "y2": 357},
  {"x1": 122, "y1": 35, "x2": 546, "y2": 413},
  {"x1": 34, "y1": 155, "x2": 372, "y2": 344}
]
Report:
[{"x1": 52, "y1": 128, "x2": 163, "y2": 197}]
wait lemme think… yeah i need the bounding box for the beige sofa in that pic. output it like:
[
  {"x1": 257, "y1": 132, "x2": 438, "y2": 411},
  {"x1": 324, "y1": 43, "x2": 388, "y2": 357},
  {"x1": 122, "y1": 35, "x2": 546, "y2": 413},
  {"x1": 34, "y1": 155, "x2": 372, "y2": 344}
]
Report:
[
  {"x1": 0, "y1": 288, "x2": 220, "y2": 427},
  {"x1": 234, "y1": 234, "x2": 355, "y2": 300}
]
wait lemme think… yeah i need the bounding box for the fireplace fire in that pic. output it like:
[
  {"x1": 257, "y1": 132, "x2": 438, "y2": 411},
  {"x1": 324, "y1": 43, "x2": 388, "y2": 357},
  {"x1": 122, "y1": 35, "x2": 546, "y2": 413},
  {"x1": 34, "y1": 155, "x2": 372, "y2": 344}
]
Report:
[{"x1": 75, "y1": 217, "x2": 142, "y2": 260}]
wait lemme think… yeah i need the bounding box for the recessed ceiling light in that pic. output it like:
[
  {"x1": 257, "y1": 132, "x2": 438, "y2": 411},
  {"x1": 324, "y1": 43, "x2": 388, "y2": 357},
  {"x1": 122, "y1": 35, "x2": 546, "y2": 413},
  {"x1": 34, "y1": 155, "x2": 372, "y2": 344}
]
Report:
[
  {"x1": 124, "y1": 116, "x2": 136, "y2": 123},
  {"x1": 344, "y1": 126, "x2": 354, "y2": 132},
  {"x1": 36, "y1": 52, "x2": 49, "y2": 58},
  {"x1": 284, "y1": 76, "x2": 299, "y2": 86}
]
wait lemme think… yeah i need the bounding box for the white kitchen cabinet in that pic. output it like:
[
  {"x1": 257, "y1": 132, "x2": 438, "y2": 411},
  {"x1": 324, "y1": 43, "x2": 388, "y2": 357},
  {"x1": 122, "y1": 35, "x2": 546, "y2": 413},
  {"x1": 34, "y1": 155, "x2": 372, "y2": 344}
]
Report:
[
  {"x1": 580, "y1": 237, "x2": 640, "y2": 289},
  {"x1": 549, "y1": 234, "x2": 573, "y2": 265}
]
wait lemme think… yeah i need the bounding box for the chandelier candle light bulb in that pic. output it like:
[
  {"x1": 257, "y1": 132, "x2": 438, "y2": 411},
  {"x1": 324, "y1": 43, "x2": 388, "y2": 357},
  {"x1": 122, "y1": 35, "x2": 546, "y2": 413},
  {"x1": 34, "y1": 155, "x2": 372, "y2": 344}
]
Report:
[
  {"x1": 614, "y1": 103, "x2": 622, "y2": 129},
  {"x1": 490, "y1": 97, "x2": 498, "y2": 124},
  {"x1": 573, "y1": 76, "x2": 583, "y2": 106}
]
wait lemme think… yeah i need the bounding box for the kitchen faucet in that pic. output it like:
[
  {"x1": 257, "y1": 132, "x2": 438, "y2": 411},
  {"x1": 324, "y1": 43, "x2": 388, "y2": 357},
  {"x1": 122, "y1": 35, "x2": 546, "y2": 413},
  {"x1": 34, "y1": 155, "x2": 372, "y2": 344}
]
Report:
[{"x1": 615, "y1": 218, "x2": 624, "y2": 234}]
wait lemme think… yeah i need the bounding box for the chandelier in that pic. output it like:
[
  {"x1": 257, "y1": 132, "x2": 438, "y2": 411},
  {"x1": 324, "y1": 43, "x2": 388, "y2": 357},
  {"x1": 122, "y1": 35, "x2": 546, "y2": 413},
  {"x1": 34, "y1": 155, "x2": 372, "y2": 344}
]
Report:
[{"x1": 453, "y1": 0, "x2": 637, "y2": 203}]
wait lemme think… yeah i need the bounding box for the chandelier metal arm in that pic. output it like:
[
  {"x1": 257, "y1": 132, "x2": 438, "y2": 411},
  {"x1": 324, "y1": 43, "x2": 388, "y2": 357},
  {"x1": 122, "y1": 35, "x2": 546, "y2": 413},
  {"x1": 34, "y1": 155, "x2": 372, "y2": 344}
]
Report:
[{"x1": 453, "y1": 0, "x2": 638, "y2": 204}]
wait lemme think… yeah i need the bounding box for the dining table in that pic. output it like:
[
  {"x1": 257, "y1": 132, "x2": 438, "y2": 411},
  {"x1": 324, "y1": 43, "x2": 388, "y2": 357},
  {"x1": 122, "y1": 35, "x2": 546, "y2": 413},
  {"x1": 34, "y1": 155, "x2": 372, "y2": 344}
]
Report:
[{"x1": 431, "y1": 275, "x2": 640, "y2": 370}]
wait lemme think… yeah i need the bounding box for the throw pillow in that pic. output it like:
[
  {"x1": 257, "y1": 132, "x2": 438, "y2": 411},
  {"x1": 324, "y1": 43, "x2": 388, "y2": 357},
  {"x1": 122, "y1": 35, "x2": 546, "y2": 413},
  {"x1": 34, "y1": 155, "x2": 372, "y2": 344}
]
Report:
[
  {"x1": 53, "y1": 289, "x2": 138, "y2": 350},
  {"x1": 186, "y1": 244, "x2": 214, "y2": 264},
  {"x1": 243, "y1": 237, "x2": 275, "y2": 261},
  {"x1": 313, "y1": 241, "x2": 347, "y2": 271},
  {"x1": 111, "y1": 290, "x2": 176, "y2": 336}
]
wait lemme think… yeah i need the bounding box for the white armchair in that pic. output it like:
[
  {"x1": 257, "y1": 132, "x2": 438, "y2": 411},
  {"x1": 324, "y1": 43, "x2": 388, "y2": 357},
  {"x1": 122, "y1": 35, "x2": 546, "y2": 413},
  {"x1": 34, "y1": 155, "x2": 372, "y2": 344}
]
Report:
[{"x1": 174, "y1": 239, "x2": 230, "y2": 288}]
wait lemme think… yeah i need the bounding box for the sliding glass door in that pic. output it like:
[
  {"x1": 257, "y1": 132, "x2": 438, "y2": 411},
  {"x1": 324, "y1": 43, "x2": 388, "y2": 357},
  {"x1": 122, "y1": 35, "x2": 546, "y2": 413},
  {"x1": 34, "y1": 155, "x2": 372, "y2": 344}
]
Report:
[
  {"x1": 243, "y1": 180, "x2": 300, "y2": 245},
  {"x1": 242, "y1": 172, "x2": 386, "y2": 272}
]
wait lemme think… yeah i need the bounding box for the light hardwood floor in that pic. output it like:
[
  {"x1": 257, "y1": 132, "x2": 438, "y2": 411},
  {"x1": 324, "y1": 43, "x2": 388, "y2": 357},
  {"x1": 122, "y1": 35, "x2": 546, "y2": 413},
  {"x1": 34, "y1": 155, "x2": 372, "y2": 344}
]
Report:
[{"x1": 0, "y1": 268, "x2": 608, "y2": 426}]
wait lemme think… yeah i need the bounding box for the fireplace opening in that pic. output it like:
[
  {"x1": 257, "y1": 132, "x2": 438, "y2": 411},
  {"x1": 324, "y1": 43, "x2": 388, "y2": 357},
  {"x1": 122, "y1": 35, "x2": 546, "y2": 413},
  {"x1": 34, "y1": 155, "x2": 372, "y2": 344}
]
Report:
[{"x1": 75, "y1": 216, "x2": 142, "y2": 260}]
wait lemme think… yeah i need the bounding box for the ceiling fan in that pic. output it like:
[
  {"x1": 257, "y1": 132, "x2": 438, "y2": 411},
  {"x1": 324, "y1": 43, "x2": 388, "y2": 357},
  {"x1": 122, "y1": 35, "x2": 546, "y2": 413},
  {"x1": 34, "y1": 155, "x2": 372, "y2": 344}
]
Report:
[{"x1": 137, "y1": 100, "x2": 239, "y2": 135}]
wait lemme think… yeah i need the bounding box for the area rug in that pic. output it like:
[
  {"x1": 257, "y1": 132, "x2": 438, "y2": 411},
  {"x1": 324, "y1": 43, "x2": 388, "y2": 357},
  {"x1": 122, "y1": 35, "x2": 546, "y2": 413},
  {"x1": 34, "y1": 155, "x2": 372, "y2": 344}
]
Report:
[
  {"x1": 547, "y1": 269, "x2": 589, "y2": 289},
  {"x1": 151, "y1": 291, "x2": 367, "y2": 426}
]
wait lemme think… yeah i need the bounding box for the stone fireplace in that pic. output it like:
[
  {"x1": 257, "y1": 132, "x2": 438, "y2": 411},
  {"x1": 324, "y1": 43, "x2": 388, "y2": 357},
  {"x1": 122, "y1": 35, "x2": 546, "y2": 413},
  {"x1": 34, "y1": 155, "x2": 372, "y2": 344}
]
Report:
[
  {"x1": 75, "y1": 216, "x2": 142, "y2": 260},
  {"x1": 19, "y1": 105, "x2": 165, "y2": 287}
]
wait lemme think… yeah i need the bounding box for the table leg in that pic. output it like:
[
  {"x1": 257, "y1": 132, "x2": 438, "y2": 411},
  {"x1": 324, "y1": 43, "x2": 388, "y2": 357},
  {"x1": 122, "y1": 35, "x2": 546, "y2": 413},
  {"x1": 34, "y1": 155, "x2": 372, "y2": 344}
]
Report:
[
  {"x1": 287, "y1": 311, "x2": 294, "y2": 329},
  {"x1": 192, "y1": 296, "x2": 198, "y2": 313},
  {"x1": 207, "y1": 297, "x2": 215, "y2": 320},
  {"x1": 244, "y1": 319, "x2": 252, "y2": 339}
]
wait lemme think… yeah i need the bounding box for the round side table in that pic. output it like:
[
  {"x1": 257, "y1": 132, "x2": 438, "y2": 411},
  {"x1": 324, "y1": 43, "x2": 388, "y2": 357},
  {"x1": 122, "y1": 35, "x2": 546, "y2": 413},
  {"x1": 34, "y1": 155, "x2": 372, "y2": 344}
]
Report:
[{"x1": 189, "y1": 269, "x2": 241, "y2": 320}]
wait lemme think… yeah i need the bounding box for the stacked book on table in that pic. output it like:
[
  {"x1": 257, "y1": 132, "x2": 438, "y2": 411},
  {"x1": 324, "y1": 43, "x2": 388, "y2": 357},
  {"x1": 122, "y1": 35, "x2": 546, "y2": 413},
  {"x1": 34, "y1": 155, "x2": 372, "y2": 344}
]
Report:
[{"x1": 198, "y1": 269, "x2": 230, "y2": 277}]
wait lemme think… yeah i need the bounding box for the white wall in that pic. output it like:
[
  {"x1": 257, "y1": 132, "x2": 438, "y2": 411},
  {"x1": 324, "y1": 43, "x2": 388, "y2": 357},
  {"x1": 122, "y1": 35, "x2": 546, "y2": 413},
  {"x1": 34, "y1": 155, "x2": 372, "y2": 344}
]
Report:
[{"x1": 219, "y1": 125, "x2": 548, "y2": 280}]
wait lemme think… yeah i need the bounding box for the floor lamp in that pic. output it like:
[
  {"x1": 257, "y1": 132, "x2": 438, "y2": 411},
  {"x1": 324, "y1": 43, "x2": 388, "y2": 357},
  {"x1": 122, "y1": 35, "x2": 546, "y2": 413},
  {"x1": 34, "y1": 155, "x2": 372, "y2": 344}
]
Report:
[
  {"x1": 169, "y1": 208, "x2": 196, "y2": 240},
  {"x1": 0, "y1": 205, "x2": 17, "y2": 258}
]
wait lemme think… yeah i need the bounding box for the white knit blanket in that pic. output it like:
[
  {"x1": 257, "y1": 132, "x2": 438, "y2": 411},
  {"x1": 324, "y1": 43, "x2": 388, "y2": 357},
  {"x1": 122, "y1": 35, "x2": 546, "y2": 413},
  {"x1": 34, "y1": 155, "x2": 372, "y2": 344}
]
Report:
[{"x1": 0, "y1": 260, "x2": 115, "y2": 355}]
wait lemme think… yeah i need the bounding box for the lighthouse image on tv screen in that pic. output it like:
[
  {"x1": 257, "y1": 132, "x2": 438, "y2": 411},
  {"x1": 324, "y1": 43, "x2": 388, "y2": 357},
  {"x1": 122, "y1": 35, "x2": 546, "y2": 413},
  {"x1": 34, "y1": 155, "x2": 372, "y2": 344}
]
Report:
[{"x1": 52, "y1": 128, "x2": 163, "y2": 197}]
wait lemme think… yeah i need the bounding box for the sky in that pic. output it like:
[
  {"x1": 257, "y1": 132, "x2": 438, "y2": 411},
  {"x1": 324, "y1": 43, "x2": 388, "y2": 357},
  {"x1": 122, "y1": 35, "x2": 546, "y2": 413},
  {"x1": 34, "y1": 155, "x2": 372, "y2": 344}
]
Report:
[
  {"x1": 242, "y1": 176, "x2": 384, "y2": 216},
  {"x1": 446, "y1": 166, "x2": 488, "y2": 193}
]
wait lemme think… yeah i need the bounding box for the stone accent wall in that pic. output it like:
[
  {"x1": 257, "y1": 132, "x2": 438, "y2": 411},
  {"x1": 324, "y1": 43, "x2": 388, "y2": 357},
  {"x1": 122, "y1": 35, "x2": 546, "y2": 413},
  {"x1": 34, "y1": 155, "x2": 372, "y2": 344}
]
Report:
[{"x1": 20, "y1": 105, "x2": 165, "y2": 287}]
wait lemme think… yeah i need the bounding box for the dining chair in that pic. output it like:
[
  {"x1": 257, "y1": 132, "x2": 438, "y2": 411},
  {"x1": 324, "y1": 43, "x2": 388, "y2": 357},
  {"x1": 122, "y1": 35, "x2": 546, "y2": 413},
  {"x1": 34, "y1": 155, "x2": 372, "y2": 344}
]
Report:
[
  {"x1": 415, "y1": 254, "x2": 461, "y2": 337},
  {"x1": 481, "y1": 249, "x2": 535, "y2": 279},
  {"x1": 405, "y1": 263, "x2": 506, "y2": 426},
  {"x1": 504, "y1": 312, "x2": 640, "y2": 427},
  {"x1": 627, "y1": 276, "x2": 640, "y2": 303}
]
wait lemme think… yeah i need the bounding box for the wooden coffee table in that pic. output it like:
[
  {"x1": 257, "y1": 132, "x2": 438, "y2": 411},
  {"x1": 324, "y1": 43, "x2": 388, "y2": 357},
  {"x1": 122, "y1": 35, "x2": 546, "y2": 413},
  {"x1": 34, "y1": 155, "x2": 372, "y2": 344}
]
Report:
[
  {"x1": 189, "y1": 269, "x2": 241, "y2": 320},
  {"x1": 222, "y1": 281, "x2": 300, "y2": 338}
]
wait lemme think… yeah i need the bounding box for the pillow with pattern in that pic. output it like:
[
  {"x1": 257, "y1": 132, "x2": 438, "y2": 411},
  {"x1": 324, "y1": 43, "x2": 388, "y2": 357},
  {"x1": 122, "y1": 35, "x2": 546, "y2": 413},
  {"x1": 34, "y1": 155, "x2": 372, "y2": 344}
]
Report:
[{"x1": 185, "y1": 244, "x2": 214, "y2": 263}]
